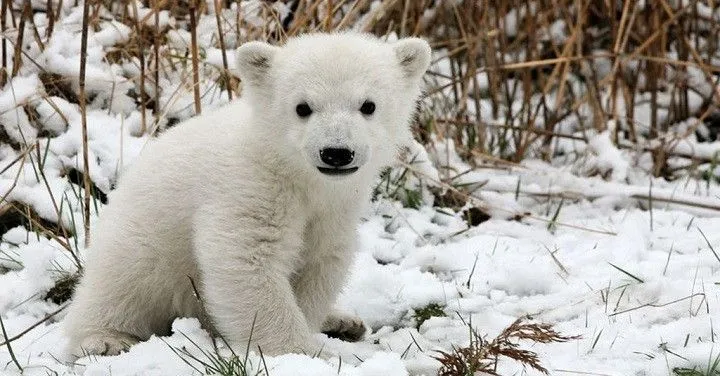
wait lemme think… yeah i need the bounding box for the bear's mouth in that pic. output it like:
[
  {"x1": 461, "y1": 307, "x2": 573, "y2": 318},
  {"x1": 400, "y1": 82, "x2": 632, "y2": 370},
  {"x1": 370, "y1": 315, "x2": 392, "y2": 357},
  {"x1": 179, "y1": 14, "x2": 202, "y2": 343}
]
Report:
[{"x1": 317, "y1": 167, "x2": 359, "y2": 176}]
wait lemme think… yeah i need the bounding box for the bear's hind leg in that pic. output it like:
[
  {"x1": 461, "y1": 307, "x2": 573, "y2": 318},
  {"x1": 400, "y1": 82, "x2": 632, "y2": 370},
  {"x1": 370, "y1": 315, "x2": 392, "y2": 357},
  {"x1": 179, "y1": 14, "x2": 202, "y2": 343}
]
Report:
[
  {"x1": 70, "y1": 329, "x2": 140, "y2": 357},
  {"x1": 63, "y1": 247, "x2": 183, "y2": 358}
]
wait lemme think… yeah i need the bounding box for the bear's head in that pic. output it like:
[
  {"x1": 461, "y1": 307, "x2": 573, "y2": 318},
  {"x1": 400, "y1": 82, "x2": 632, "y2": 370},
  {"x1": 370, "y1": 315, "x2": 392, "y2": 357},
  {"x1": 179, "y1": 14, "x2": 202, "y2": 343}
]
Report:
[{"x1": 235, "y1": 31, "x2": 431, "y2": 181}]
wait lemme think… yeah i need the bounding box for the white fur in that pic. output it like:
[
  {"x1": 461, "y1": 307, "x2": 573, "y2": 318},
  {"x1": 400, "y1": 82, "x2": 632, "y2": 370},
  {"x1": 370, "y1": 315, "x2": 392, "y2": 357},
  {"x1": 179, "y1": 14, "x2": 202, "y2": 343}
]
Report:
[{"x1": 62, "y1": 31, "x2": 431, "y2": 357}]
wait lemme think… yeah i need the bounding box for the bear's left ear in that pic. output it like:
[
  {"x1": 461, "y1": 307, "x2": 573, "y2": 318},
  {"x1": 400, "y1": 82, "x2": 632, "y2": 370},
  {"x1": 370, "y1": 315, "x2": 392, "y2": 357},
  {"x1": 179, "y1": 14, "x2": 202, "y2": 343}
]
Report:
[
  {"x1": 393, "y1": 37, "x2": 431, "y2": 80},
  {"x1": 235, "y1": 41, "x2": 280, "y2": 87}
]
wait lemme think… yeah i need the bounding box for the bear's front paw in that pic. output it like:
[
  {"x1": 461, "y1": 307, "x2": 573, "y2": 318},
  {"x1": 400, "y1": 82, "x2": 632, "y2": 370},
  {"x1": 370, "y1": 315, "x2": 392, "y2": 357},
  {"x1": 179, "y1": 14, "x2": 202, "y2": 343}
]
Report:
[
  {"x1": 70, "y1": 331, "x2": 139, "y2": 357},
  {"x1": 321, "y1": 312, "x2": 367, "y2": 342}
]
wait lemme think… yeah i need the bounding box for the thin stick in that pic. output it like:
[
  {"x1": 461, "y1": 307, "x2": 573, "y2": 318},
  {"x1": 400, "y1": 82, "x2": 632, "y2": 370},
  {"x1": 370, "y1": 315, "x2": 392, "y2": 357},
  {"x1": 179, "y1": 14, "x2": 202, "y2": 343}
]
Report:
[
  {"x1": 608, "y1": 293, "x2": 704, "y2": 317},
  {"x1": 0, "y1": 144, "x2": 34, "y2": 176},
  {"x1": 131, "y1": 0, "x2": 147, "y2": 135},
  {"x1": 0, "y1": 305, "x2": 67, "y2": 347},
  {"x1": 189, "y1": 0, "x2": 202, "y2": 115},
  {"x1": 697, "y1": 227, "x2": 720, "y2": 264},
  {"x1": 1, "y1": 202, "x2": 73, "y2": 252},
  {"x1": 35, "y1": 142, "x2": 82, "y2": 270},
  {"x1": 512, "y1": 189, "x2": 720, "y2": 213},
  {"x1": 46, "y1": 0, "x2": 55, "y2": 38},
  {"x1": 0, "y1": 152, "x2": 29, "y2": 224},
  {"x1": 11, "y1": 0, "x2": 30, "y2": 78},
  {"x1": 0, "y1": 0, "x2": 8, "y2": 86},
  {"x1": 214, "y1": 0, "x2": 233, "y2": 101},
  {"x1": 0, "y1": 315, "x2": 22, "y2": 371},
  {"x1": 79, "y1": 0, "x2": 92, "y2": 248},
  {"x1": 153, "y1": 0, "x2": 161, "y2": 130}
]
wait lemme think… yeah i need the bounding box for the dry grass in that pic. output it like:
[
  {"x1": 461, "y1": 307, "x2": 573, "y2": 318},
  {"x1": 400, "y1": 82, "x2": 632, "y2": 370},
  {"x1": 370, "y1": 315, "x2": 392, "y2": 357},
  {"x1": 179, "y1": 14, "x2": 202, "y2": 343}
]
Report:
[
  {"x1": 434, "y1": 316, "x2": 580, "y2": 375},
  {"x1": 2, "y1": 0, "x2": 717, "y2": 196}
]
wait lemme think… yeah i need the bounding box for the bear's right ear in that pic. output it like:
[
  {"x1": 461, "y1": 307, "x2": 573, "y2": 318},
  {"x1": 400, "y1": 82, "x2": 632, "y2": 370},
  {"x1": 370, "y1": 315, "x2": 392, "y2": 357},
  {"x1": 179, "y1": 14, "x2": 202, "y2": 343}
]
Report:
[
  {"x1": 393, "y1": 38, "x2": 432, "y2": 80},
  {"x1": 235, "y1": 41, "x2": 280, "y2": 87}
]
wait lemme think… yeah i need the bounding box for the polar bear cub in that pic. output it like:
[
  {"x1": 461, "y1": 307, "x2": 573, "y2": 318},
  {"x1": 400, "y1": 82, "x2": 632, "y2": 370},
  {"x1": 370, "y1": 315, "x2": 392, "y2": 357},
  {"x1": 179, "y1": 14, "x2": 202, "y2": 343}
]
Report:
[{"x1": 62, "y1": 31, "x2": 431, "y2": 357}]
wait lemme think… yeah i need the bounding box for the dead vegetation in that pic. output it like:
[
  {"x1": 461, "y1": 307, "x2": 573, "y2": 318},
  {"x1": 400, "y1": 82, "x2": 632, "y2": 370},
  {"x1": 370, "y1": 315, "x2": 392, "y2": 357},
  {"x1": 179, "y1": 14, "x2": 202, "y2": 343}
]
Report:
[
  {"x1": 434, "y1": 316, "x2": 581, "y2": 375},
  {"x1": 0, "y1": 201, "x2": 70, "y2": 239},
  {"x1": 0, "y1": 0, "x2": 717, "y2": 236}
]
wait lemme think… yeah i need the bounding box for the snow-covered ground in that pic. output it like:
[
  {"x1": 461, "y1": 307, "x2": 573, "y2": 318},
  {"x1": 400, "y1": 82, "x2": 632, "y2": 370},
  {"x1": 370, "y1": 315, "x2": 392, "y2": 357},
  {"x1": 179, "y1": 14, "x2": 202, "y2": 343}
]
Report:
[
  {"x1": 2, "y1": 153, "x2": 720, "y2": 376},
  {"x1": 1, "y1": 1, "x2": 720, "y2": 375}
]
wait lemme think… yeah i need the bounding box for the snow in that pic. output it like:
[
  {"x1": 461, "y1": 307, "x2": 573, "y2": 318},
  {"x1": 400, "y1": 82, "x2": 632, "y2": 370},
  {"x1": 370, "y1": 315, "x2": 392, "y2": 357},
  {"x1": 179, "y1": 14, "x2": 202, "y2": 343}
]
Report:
[
  {"x1": 6, "y1": 192, "x2": 718, "y2": 375},
  {"x1": 586, "y1": 130, "x2": 630, "y2": 182},
  {"x1": 0, "y1": 1, "x2": 719, "y2": 375}
]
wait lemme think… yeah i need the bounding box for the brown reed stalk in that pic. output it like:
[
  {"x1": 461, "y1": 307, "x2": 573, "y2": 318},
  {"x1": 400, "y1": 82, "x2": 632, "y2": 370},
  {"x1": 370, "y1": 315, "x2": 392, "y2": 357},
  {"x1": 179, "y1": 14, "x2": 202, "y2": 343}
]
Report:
[
  {"x1": 153, "y1": 0, "x2": 161, "y2": 130},
  {"x1": 189, "y1": 0, "x2": 202, "y2": 115},
  {"x1": 214, "y1": 0, "x2": 233, "y2": 101},
  {"x1": 79, "y1": 0, "x2": 93, "y2": 247},
  {"x1": 46, "y1": 0, "x2": 55, "y2": 39},
  {"x1": 0, "y1": 0, "x2": 7, "y2": 87},
  {"x1": 131, "y1": 0, "x2": 147, "y2": 135},
  {"x1": 11, "y1": 1, "x2": 30, "y2": 78}
]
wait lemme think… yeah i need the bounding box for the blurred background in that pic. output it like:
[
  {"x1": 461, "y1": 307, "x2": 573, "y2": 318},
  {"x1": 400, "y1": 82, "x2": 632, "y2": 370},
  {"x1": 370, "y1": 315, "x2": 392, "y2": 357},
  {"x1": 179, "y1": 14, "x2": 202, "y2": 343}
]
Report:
[
  {"x1": 87, "y1": 0, "x2": 720, "y2": 176},
  {"x1": 0, "y1": 0, "x2": 719, "y2": 220}
]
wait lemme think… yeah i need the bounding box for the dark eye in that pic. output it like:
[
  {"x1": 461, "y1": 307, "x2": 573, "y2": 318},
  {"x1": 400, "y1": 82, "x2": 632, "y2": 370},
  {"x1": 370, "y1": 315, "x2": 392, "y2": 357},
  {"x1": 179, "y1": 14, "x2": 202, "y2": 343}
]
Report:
[
  {"x1": 296, "y1": 103, "x2": 312, "y2": 118},
  {"x1": 360, "y1": 100, "x2": 375, "y2": 115}
]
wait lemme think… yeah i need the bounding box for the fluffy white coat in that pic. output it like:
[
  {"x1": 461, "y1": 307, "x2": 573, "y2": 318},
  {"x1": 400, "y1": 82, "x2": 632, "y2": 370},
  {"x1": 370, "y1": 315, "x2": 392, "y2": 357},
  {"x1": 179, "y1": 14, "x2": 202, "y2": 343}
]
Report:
[{"x1": 63, "y1": 31, "x2": 431, "y2": 357}]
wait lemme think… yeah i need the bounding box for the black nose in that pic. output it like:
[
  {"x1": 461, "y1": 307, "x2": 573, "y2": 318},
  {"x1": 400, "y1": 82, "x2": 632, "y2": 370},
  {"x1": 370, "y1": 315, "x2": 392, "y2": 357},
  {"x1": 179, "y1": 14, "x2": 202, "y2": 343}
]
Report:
[{"x1": 320, "y1": 148, "x2": 354, "y2": 167}]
